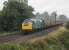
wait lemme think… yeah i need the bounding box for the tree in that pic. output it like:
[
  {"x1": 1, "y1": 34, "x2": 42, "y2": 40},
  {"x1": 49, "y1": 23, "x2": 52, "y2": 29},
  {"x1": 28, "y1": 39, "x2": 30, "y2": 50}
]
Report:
[
  {"x1": 0, "y1": 1, "x2": 34, "y2": 32},
  {"x1": 50, "y1": 11, "x2": 57, "y2": 24},
  {"x1": 51, "y1": 12, "x2": 57, "y2": 17},
  {"x1": 3, "y1": 1, "x2": 34, "y2": 17},
  {"x1": 59, "y1": 15, "x2": 68, "y2": 22}
]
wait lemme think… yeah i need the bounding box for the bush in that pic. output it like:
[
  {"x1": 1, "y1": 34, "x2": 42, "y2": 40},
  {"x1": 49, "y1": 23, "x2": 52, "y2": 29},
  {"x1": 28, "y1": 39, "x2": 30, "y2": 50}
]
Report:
[
  {"x1": 0, "y1": 42, "x2": 64, "y2": 50},
  {"x1": 0, "y1": 43, "x2": 23, "y2": 50},
  {"x1": 58, "y1": 32, "x2": 69, "y2": 50},
  {"x1": 20, "y1": 41, "x2": 64, "y2": 50},
  {"x1": 65, "y1": 21, "x2": 69, "y2": 29}
]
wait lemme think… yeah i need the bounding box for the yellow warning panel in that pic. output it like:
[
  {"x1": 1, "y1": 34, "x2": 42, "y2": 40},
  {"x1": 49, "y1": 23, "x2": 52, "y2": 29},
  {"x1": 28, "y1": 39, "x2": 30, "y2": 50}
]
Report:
[{"x1": 22, "y1": 22, "x2": 32, "y2": 30}]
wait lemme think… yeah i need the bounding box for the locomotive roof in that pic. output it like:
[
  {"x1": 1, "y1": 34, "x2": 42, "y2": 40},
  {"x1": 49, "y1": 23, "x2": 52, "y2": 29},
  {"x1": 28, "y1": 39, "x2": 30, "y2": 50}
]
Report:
[{"x1": 24, "y1": 18, "x2": 43, "y2": 22}]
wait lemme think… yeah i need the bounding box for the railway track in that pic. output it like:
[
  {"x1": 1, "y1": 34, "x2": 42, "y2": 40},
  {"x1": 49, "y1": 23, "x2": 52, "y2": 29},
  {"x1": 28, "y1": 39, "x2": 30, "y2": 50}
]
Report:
[{"x1": 0, "y1": 25, "x2": 62, "y2": 43}]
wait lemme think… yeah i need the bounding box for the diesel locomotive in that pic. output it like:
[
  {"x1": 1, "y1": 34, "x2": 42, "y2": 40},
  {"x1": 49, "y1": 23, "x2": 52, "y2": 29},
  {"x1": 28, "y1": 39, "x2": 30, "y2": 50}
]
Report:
[{"x1": 22, "y1": 18, "x2": 45, "y2": 33}]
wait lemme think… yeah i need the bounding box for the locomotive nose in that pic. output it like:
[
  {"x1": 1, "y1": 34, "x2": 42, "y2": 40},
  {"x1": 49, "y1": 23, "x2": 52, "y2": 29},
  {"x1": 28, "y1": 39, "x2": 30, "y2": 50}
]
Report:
[{"x1": 22, "y1": 22, "x2": 32, "y2": 30}]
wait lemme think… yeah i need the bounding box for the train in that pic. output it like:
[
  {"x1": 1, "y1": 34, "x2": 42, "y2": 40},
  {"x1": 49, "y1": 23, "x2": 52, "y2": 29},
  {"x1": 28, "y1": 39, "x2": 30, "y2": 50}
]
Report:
[{"x1": 21, "y1": 17, "x2": 63, "y2": 34}]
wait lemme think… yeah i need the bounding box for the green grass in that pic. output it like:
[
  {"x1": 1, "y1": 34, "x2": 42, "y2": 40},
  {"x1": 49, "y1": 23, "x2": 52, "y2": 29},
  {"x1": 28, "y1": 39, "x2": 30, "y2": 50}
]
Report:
[{"x1": 0, "y1": 32, "x2": 20, "y2": 36}]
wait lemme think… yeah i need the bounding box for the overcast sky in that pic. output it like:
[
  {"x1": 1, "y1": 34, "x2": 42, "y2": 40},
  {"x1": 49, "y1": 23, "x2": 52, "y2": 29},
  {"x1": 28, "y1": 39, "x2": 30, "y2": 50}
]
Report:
[{"x1": 0, "y1": 0, "x2": 69, "y2": 18}]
